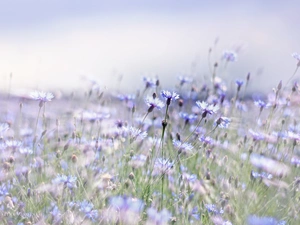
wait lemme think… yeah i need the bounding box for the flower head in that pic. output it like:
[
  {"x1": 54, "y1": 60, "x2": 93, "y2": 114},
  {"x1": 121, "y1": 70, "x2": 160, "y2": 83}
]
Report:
[
  {"x1": 215, "y1": 117, "x2": 231, "y2": 128},
  {"x1": 161, "y1": 90, "x2": 179, "y2": 105},
  {"x1": 178, "y1": 76, "x2": 193, "y2": 85},
  {"x1": 30, "y1": 91, "x2": 54, "y2": 102},
  {"x1": 235, "y1": 79, "x2": 244, "y2": 91},
  {"x1": 173, "y1": 140, "x2": 193, "y2": 154},
  {"x1": 145, "y1": 96, "x2": 165, "y2": 112},
  {"x1": 52, "y1": 174, "x2": 77, "y2": 189},
  {"x1": 292, "y1": 52, "x2": 300, "y2": 61},
  {"x1": 222, "y1": 50, "x2": 237, "y2": 62},
  {"x1": 196, "y1": 101, "x2": 219, "y2": 118}
]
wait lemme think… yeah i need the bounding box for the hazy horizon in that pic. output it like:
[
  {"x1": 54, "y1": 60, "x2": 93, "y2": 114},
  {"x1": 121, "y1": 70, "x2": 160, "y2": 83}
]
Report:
[{"x1": 0, "y1": 0, "x2": 299, "y2": 95}]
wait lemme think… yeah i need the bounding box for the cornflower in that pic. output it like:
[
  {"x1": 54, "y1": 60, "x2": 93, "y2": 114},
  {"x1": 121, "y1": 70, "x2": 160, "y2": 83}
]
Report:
[
  {"x1": 172, "y1": 139, "x2": 193, "y2": 154},
  {"x1": 78, "y1": 200, "x2": 99, "y2": 221},
  {"x1": 30, "y1": 91, "x2": 54, "y2": 102},
  {"x1": 179, "y1": 112, "x2": 198, "y2": 124},
  {"x1": 145, "y1": 96, "x2": 165, "y2": 112},
  {"x1": 52, "y1": 174, "x2": 77, "y2": 189},
  {"x1": 109, "y1": 196, "x2": 144, "y2": 213},
  {"x1": 254, "y1": 99, "x2": 270, "y2": 112},
  {"x1": 222, "y1": 50, "x2": 237, "y2": 62},
  {"x1": 143, "y1": 77, "x2": 159, "y2": 89},
  {"x1": 147, "y1": 208, "x2": 172, "y2": 225},
  {"x1": 215, "y1": 117, "x2": 231, "y2": 128},
  {"x1": 178, "y1": 75, "x2": 193, "y2": 86},
  {"x1": 235, "y1": 79, "x2": 244, "y2": 91},
  {"x1": 161, "y1": 90, "x2": 179, "y2": 106},
  {"x1": 196, "y1": 101, "x2": 219, "y2": 118}
]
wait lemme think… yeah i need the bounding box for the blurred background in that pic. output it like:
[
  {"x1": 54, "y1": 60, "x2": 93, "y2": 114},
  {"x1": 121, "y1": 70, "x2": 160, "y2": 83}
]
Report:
[{"x1": 0, "y1": 0, "x2": 299, "y2": 95}]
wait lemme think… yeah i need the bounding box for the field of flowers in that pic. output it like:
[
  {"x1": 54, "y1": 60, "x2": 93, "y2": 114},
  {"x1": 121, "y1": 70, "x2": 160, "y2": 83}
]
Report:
[{"x1": 0, "y1": 51, "x2": 300, "y2": 225}]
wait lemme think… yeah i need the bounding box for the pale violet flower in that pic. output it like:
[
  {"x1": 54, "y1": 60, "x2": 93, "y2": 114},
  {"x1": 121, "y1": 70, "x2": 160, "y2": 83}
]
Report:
[{"x1": 30, "y1": 91, "x2": 54, "y2": 102}]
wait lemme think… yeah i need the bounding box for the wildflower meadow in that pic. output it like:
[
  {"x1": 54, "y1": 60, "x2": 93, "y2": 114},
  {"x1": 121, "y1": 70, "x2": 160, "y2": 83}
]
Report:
[{"x1": 0, "y1": 50, "x2": 300, "y2": 225}]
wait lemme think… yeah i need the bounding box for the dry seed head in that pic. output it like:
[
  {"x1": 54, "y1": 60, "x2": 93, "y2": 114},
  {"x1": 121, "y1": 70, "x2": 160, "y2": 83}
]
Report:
[
  {"x1": 129, "y1": 172, "x2": 135, "y2": 180},
  {"x1": 71, "y1": 154, "x2": 78, "y2": 163}
]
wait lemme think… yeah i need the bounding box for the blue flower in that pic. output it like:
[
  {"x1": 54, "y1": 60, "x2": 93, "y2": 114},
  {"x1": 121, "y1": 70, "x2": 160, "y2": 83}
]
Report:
[
  {"x1": 205, "y1": 204, "x2": 224, "y2": 215},
  {"x1": 196, "y1": 101, "x2": 219, "y2": 118},
  {"x1": 30, "y1": 91, "x2": 54, "y2": 102},
  {"x1": 173, "y1": 140, "x2": 193, "y2": 154},
  {"x1": 145, "y1": 96, "x2": 165, "y2": 112},
  {"x1": 147, "y1": 208, "x2": 172, "y2": 224},
  {"x1": 222, "y1": 50, "x2": 237, "y2": 62},
  {"x1": 236, "y1": 79, "x2": 244, "y2": 91},
  {"x1": 78, "y1": 200, "x2": 99, "y2": 221},
  {"x1": 215, "y1": 117, "x2": 231, "y2": 128},
  {"x1": 292, "y1": 52, "x2": 300, "y2": 61},
  {"x1": 143, "y1": 77, "x2": 159, "y2": 88},
  {"x1": 109, "y1": 196, "x2": 144, "y2": 213},
  {"x1": 179, "y1": 112, "x2": 198, "y2": 124},
  {"x1": 178, "y1": 76, "x2": 193, "y2": 85},
  {"x1": 52, "y1": 174, "x2": 77, "y2": 189},
  {"x1": 161, "y1": 90, "x2": 179, "y2": 105}
]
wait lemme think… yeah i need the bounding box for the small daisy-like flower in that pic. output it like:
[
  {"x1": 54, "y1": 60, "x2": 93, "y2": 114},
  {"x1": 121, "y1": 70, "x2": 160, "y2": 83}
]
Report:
[
  {"x1": 215, "y1": 117, "x2": 231, "y2": 128},
  {"x1": 222, "y1": 50, "x2": 237, "y2": 62},
  {"x1": 196, "y1": 101, "x2": 219, "y2": 118},
  {"x1": 161, "y1": 90, "x2": 179, "y2": 106},
  {"x1": 30, "y1": 91, "x2": 54, "y2": 102},
  {"x1": 145, "y1": 96, "x2": 165, "y2": 112}
]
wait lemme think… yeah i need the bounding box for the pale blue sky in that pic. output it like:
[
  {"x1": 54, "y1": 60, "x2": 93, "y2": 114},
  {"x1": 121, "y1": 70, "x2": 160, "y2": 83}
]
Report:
[{"x1": 0, "y1": 0, "x2": 299, "y2": 93}]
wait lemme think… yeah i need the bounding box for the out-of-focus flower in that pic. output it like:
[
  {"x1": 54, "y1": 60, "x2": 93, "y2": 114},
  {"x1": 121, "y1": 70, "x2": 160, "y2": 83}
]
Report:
[
  {"x1": 292, "y1": 52, "x2": 300, "y2": 61},
  {"x1": 143, "y1": 77, "x2": 159, "y2": 88},
  {"x1": 78, "y1": 200, "x2": 99, "y2": 221},
  {"x1": 0, "y1": 123, "x2": 9, "y2": 133},
  {"x1": 109, "y1": 196, "x2": 144, "y2": 213},
  {"x1": 161, "y1": 90, "x2": 179, "y2": 105},
  {"x1": 178, "y1": 75, "x2": 193, "y2": 85},
  {"x1": 222, "y1": 50, "x2": 237, "y2": 62},
  {"x1": 250, "y1": 153, "x2": 290, "y2": 177},
  {"x1": 179, "y1": 112, "x2": 198, "y2": 124},
  {"x1": 196, "y1": 101, "x2": 219, "y2": 118},
  {"x1": 215, "y1": 117, "x2": 231, "y2": 128},
  {"x1": 30, "y1": 91, "x2": 54, "y2": 102},
  {"x1": 52, "y1": 174, "x2": 77, "y2": 189},
  {"x1": 247, "y1": 215, "x2": 286, "y2": 225},
  {"x1": 249, "y1": 129, "x2": 264, "y2": 141},
  {"x1": 205, "y1": 204, "x2": 224, "y2": 215},
  {"x1": 236, "y1": 80, "x2": 244, "y2": 91},
  {"x1": 145, "y1": 96, "x2": 165, "y2": 112},
  {"x1": 254, "y1": 100, "x2": 271, "y2": 111},
  {"x1": 173, "y1": 140, "x2": 193, "y2": 154},
  {"x1": 147, "y1": 208, "x2": 171, "y2": 225}
]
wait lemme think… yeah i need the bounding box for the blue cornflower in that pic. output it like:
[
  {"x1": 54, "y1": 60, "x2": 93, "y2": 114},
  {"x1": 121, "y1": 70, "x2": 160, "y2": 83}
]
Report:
[
  {"x1": 109, "y1": 196, "x2": 144, "y2": 213},
  {"x1": 122, "y1": 126, "x2": 148, "y2": 142},
  {"x1": 145, "y1": 96, "x2": 165, "y2": 112},
  {"x1": 205, "y1": 204, "x2": 224, "y2": 215},
  {"x1": 52, "y1": 174, "x2": 77, "y2": 189},
  {"x1": 147, "y1": 208, "x2": 171, "y2": 225},
  {"x1": 30, "y1": 91, "x2": 54, "y2": 102},
  {"x1": 179, "y1": 112, "x2": 198, "y2": 124},
  {"x1": 196, "y1": 101, "x2": 219, "y2": 118},
  {"x1": 178, "y1": 76, "x2": 193, "y2": 85},
  {"x1": 143, "y1": 77, "x2": 159, "y2": 88},
  {"x1": 161, "y1": 90, "x2": 179, "y2": 106},
  {"x1": 78, "y1": 200, "x2": 99, "y2": 221},
  {"x1": 117, "y1": 94, "x2": 135, "y2": 102},
  {"x1": 292, "y1": 52, "x2": 300, "y2": 61},
  {"x1": 215, "y1": 117, "x2": 231, "y2": 128},
  {"x1": 249, "y1": 129, "x2": 265, "y2": 141},
  {"x1": 199, "y1": 135, "x2": 215, "y2": 146},
  {"x1": 236, "y1": 80, "x2": 244, "y2": 91},
  {"x1": 19, "y1": 147, "x2": 33, "y2": 155},
  {"x1": 173, "y1": 140, "x2": 193, "y2": 154},
  {"x1": 222, "y1": 50, "x2": 237, "y2": 62},
  {"x1": 254, "y1": 99, "x2": 270, "y2": 111},
  {"x1": 251, "y1": 171, "x2": 273, "y2": 180}
]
